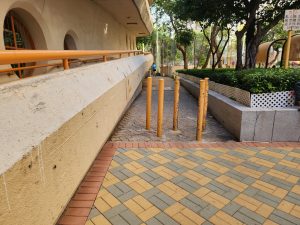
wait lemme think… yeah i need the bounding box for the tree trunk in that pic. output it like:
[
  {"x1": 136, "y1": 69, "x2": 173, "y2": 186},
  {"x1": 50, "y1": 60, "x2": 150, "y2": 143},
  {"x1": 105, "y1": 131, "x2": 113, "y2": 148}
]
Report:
[
  {"x1": 235, "y1": 31, "x2": 244, "y2": 70},
  {"x1": 177, "y1": 44, "x2": 188, "y2": 69},
  {"x1": 202, "y1": 49, "x2": 211, "y2": 69}
]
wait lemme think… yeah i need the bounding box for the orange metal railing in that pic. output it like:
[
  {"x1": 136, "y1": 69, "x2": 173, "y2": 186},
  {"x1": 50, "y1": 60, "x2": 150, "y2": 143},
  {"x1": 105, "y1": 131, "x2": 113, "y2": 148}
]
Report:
[{"x1": 0, "y1": 50, "x2": 149, "y2": 78}]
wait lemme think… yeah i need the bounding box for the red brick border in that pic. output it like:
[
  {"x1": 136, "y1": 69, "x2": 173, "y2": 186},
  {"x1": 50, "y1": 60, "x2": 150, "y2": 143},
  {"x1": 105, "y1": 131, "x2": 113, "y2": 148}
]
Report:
[
  {"x1": 56, "y1": 140, "x2": 299, "y2": 224},
  {"x1": 57, "y1": 143, "x2": 116, "y2": 225}
]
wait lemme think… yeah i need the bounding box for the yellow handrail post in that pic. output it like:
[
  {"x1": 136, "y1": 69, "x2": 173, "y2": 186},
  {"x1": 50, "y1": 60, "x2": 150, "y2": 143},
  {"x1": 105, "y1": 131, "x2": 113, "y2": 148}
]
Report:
[
  {"x1": 284, "y1": 30, "x2": 292, "y2": 69},
  {"x1": 103, "y1": 56, "x2": 107, "y2": 62},
  {"x1": 157, "y1": 79, "x2": 164, "y2": 137},
  {"x1": 173, "y1": 78, "x2": 180, "y2": 131},
  {"x1": 203, "y1": 78, "x2": 209, "y2": 130},
  {"x1": 197, "y1": 80, "x2": 205, "y2": 141},
  {"x1": 63, "y1": 59, "x2": 69, "y2": 70},
  {"x1": 146, "y1": 77, "x2": 152, "y2": 130}
]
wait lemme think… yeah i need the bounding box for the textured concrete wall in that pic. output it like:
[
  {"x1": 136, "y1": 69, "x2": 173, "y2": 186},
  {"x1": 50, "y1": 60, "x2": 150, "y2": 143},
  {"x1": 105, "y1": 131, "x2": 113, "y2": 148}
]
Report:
[
  {"x1": 181, "y1": 77, "x2": 300, "y2": 142},
  {"x1": 0, "y1": 55, "x2": 153, "y2": 225}
]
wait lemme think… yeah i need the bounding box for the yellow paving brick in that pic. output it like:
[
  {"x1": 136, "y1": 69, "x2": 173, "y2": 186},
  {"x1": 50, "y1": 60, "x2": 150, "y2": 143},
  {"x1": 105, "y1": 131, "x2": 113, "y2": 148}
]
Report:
[
  {"x1": 138, "y1": 206, "x2": 160, "y2": 221},
  {"x1": 183, "y1": 170, "x2": 211, "y2": 185},
  {"x1": 235, "y1": 165, "x2": 263, "y2": 179},
  {"x1": 148, "y1": 154, "x2": 170, "y2": 164},
  {"x1": 291, "y1": 185, "x2": 300, "y2": 195},
  {"x1": 91, "y1": 214, "x2": 112, "y2": 225},
  {"x1": 109, "y1": 160, "x2": 120, "y2": 169},
  {"x1": 194, "y1": 187, "x2": 211, "y2": 198},
  {"x1": 85, "y1": 220, "x2": 94, "y2": 225},
  {"x1": 260, "y1": 150, "x2": 285, "y2": 159},
  {"x1": 152, "y1": 166, "x2": 178, "y2": 179},
  {"x1": 234, "y1": 195, "x2": 258, "y2": 211},
  {"x1": 220, "y1": 154, "x2": 244, "y2": 164},
  {"x1": 291, "y1": 205, "x2": 300, "y2": 218},
  {"x1": 97, "y1": 187, "x2": 110, "y2": 198},
  {"x1": 263, "y1": 219, "x2": 279, "y2": 225},
  {"x1": 235, "y1": 148, "x2": 257, "y2": 156},
  {"x1": 216, "y1": 175, "x2": 247, "y2": 192},
  {"x1": 181, "y1": 208, "x2": 205, "y2": 224},
  {"x1": 279, "y1": 160, "x2": 300, "y2": 169},
  {"x1": 210, "y1": 211, "x2": 243, "y2": 225},
  {"x1": 249, "y1": 157, "x2": 275, "y2": 168},
  {"x1": 124, "y1": 199, "x2": 144, "y2": 214},
  {"x1": 123, "y1": 150, "x2": 143, "y2": 160},
  {"x1": 203, "y1": 161, "x2": 229, "y2": 173},
  {"x1": 165, "y1": 202, "x2": 186, "y2": 217},
  {"x1": 124, "y1": 175, "x2": 140, "y2": 184},
  {"x1": 267, "y1": 169, "x2": 299, "y2": 184},
  {"x1": 158, "y1": 181, "x2": 189, "y2": 201},
  {"x1": 94, "y1": 197, "x2": 111, "y2": 213},
  {"x1": 124, "y1": 161, "x2": 147, "y2": 174},
  {"x1": 278, "y1": 200, "x2": 294, "y2": 213},
  {"x1": 101, "y1": 192, "x2": 120, "y2": 207},
  {"x1": 194, "y1": 151, "x2": 215, "y2": 160},
  {"x1": 256, "y1": 204, "x2": 274, "y2": 218},
  {"x1": 202, "y1": 192, "x2": 230, "y2": 209},
  {"x1": 289, "y1": 152, "x2": 300, "y2": 159},
  {"x1": 252, "y1": 180, "x2": 287, "y2": 198},
  {"x1": 133, "y1": 195, "x2": 152, "y2": 210},
  {"x1": 173, "y1": 213, "x2": 198, "y2": 225},
  {"x1": 147, "y1": 148, "x2": 164, "y2": 152},
  {"x1": 102, "y1": 172, "x2": 120, "y2": 188},
  {"x1": 211, "y1": 147, "x2": 228, "y2": 153},
  {"x1": 172, "y1": 148, "x2": 188, "y2": 156},
  {"x1": 174, "y1": 158, "x2": 198, "y2": 169}
]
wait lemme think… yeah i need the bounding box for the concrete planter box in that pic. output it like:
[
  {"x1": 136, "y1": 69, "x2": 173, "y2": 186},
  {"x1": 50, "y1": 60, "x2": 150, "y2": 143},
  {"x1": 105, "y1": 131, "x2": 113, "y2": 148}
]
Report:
[
  {"x1": 178, "y1": 73, "x2": 295, "y2": 108},
  {"x1": 180, "y1": 77, "x2": 300, "y2": 142}
]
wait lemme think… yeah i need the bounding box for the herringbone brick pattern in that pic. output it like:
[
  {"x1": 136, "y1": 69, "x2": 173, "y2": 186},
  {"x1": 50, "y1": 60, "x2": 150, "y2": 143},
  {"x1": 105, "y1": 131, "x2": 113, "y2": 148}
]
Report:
[{"x1": 85, "y1": 144, "x2": 300, "y2": 225}]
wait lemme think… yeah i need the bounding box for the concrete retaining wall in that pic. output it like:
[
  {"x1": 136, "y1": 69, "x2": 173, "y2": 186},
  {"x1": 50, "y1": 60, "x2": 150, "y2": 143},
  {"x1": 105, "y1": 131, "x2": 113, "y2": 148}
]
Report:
[
  {"x1": 0, "y1": 54, "x2": 153, "y2": 225},
  {"x1": 181, "y1": 78, "x2": 300, "y2": 142}
]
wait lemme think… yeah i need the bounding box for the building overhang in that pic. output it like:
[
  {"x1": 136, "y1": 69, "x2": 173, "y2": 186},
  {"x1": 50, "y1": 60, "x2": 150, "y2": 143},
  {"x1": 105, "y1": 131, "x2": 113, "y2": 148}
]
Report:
[{"x1": 94, "y1": 0, "x2": 153, "y2": 37}]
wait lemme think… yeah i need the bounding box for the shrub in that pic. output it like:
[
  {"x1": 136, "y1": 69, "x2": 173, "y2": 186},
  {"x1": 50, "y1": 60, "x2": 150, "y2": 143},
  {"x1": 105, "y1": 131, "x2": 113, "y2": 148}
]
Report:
[{"x1": 177, "y1": 68, "x2": 300, "y2": 94}]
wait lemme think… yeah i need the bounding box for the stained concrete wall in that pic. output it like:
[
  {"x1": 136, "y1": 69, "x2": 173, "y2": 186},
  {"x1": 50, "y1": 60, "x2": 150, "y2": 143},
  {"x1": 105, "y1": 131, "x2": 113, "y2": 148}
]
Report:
[
  {"x1": 181, "y1": 77, "x2": 300, "y2": 142},
  {"x1": 0, "y1": 54, "x2": 153, "y2": 225}
]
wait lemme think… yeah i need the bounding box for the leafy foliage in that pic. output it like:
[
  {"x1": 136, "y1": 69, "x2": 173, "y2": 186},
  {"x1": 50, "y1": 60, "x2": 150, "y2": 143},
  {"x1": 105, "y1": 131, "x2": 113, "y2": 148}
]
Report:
[{"x1": 177, "y1": 68, "x2": 300, "y2": 94}]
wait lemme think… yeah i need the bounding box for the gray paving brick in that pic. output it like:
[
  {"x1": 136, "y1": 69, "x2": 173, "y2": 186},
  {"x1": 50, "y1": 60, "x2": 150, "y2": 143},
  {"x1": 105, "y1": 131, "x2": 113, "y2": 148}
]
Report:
[
  {"x1": 199, "y1": 205, "x2": 219, "y2": 220},
  {"x1": 118, "y1": 190, "x2": 138, "y2": 202},
  {"x1": 229, "y1": 151, "x2": 249, "y2": 160},
  {"x1": 88, "y1": 207, "x2": 101, "y2": 220},
  {"x1": 213, "y1": 158, "x2": 236, "y2": 168},
  {"x1": 223, "y1": 190, "x2": 240, "y2": 200},
  {"x1": 142, "y1": 187, "x2": 161, "y2": 199},
  {"x1": 185, "y1": 155, "x2": 205, "y2": 164},
  {"x1": 115, "y1": 182, "x2": 132, "y2": 193},
  {"x1": 155, "y1": 212, "x2": 180, "y2": 225},
  {"x1": 195, "y1": 167, "x2": 219, "y2": 179},
  {"x1": 156, "y1": 192, "x2": 176, "y2": 206},
  {"x1": 149, "y1": 195, "x2": 169, "y2": 210},
  {"x1": 273, "y1": 209, "x2": 300, "y2": 225},
  {"x1": 151, "y1": 177, "x2": 166, "y2": 186},
  {"x1": 222, "y1": 202, "x2": 241, "y2": 215},
  {"x1": 110, "y1": 214, "x2": 129, "y2": 225},
  {"x1": 261, "y1": 175, "x2": 293, "y2": 190},
  {"x1": 244, "y1": 187, "x2": 259, "y2": 197},
  {"x1": 239, "y1": 207, "x2": 265, "y2": 223},
  {"x1": 108, "y1": 185, "x2": 123, "y2": 197},
  {"x1": 112, "y1": 171, "x2": 129, "y2": 180},
  {"x1": 206, "y1": 183, "x2": 225, "y2": 195},
  {"x1": 104, "y1": 205, "x2": 128, "y2": 219},
  {"x1": 269, "y1": 214, "x2": 295, "y2": 225},
  {"x1": 120, "y1": 210, "x2": 142, "y2": 225},
  {"x1": 120, "y1": 168, "x2": 135, "y2": 177},
  {"x1": 202, "y1": 221, "x2": 214, "y2": 225},
  {"x1": 180, "y1": 198, "x2": 202, "y2": 213},
  {"x1": 146, "y1": 217, "x2": 163, "y2": 225},
  {"x1": 285, "y1": 192, "x2": 300, "y2": 205},
  {"x1": 233, "y1": 211, "x2": 260, "y2": 225},
  {"x1": 165, "y1": 162, "x2": 188, "y2": 173},
  {"x1": 177, "y1": 180, "x2": 199, "y2": 193},
  {"x1": 209, "y1": 181, "x2": 230, "y2": 192},
  {"x1": 186, "y1": 194, "x2": 208, "y2": 208},
  {"x1": 243, "y1": 176, "x2": 256, "y2": 185}
]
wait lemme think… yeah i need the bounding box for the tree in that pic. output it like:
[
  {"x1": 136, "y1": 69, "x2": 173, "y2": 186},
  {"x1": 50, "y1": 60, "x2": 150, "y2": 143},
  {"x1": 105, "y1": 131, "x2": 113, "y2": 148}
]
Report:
[
  {"x1": 175, "y1": 0, "x2": 234, "y2": 70},
  {"x1": 153, "y1": 0, "x2": 194, "y2": 69}
]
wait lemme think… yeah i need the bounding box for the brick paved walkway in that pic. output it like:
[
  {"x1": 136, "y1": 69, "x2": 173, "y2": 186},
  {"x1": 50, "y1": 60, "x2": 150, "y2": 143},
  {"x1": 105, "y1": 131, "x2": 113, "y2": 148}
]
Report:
[
  {"x1": 58, "y1": 142, "x2": 300, "y2": 225},
  {"x1": 110, "y1": 77, "x2": 234, "y2": 142}
]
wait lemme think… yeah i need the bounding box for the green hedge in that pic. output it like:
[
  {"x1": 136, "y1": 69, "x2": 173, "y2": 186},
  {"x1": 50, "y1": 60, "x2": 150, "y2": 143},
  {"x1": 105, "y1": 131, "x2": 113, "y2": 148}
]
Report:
[{"x1": 177, "y1": 68, "x2": 300, "y2": 94}]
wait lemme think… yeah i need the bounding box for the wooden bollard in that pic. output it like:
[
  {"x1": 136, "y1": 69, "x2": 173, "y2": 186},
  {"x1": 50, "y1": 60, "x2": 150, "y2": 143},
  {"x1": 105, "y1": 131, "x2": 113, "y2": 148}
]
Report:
[
  {"x1": 146, "y1": 77, "x2": 152, "y2": 130},
  {"x1": 173, "y1": 78, "x2": 180, "y2": 131},
  {"x1": 203, "y1": 78, "x2": 209, "y2": 130},
  {"x1": 63, "y1": 59, "x2": 69, "y2": 70},
  {"x1": 197, "y1": 80, "x2": 205, "y2": 141},
  {"x1": 157, "y1": 79, "x2": 164, "y2": 137}
]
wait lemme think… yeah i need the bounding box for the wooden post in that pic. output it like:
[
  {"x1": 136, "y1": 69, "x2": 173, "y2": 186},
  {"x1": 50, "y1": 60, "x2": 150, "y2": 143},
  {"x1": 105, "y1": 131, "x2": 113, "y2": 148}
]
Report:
[
  {"x1": 103, "y1": 56, "x2": 107, "y2": 62},
  {"x1": 284, "y1": 30, "x2": 292, "y2": 69},
  {"x1": 157, "y1": 79, "x2": 164, "y2": 137},
  {"x1": 197, "y1": 80, "x2": 205, "y2": 141},
  {"x1": 119, "y1": 54, "x2": 122, "y2": 59},
  {"x1": 146, "y1": 77, "x2": 152, "y2": 130},
  {"x1": 63, "y1": 59, "x2": 69, "y2": 70},
  {"x1": 203, "y1": 78, "x2": 209, "y2": 130},
  {"x1": 173, "y1": 78, "x2": 180, "y2": 131}
]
